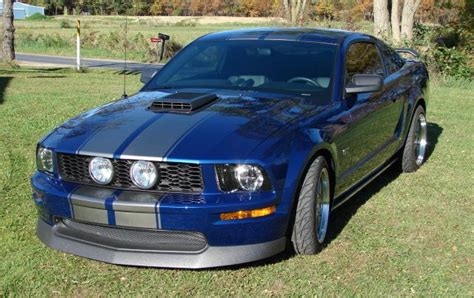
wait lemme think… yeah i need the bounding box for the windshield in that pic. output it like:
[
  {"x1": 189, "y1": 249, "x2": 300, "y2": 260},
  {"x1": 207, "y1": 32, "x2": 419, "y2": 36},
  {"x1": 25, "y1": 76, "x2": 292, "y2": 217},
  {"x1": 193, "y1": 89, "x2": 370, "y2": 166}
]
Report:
[{"x1": 144, "y1": 40, "x2": 337, "y2": 99}]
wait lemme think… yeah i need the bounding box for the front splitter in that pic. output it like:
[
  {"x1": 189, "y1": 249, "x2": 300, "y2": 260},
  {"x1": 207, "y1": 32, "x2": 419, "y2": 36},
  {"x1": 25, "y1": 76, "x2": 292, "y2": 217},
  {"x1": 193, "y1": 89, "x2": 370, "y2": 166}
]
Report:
[{"x1": 36, "y1": 219, "x2": 286, "y2": 269}]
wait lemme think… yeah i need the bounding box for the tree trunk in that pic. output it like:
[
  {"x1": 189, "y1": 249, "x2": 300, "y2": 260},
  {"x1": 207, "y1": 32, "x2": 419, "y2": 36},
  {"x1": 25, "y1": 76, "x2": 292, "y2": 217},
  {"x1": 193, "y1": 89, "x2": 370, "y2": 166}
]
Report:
[
  {"x1": 282, "y1": 0, "x2": 309, "y2": 24},
  {"x1": 283, "y1": 0, "x2": 290, "y2": 21},
  {"x1": 373, "y1": 0, "x2": 390, "y2": 39},
  {"x1": 401, "y1": 0, "x2": 421, "y2": 41},
  {"x1": 391, "y1": 0, "x2": 401, "y2": 43},
  {"x1": 2, "y1": 0, "x2": 15, "y2": 63}
]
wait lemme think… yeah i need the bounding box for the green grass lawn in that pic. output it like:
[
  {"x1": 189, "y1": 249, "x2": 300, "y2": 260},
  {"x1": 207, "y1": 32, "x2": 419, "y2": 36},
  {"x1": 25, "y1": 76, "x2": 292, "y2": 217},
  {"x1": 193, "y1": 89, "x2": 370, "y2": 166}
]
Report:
[{"x1": 0, "y1": 68, "x2": 473, "y2": 296}]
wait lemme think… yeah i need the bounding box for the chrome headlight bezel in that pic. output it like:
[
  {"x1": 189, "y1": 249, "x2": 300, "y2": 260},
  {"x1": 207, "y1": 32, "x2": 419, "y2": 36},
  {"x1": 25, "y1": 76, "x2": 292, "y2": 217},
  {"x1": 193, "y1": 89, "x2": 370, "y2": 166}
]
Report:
[
  {"x1": 130, "y1": 160, "x2": 159, "y2": 190},
  {"x1": 89, "y1": 157, "x2": 114, "y2": 185},
  {"x1": 216, "y1": 164, "x2": 271, "y2": 192},
  {"x1": 36, "y1": 146, "x2": 54, "y2": 173}
]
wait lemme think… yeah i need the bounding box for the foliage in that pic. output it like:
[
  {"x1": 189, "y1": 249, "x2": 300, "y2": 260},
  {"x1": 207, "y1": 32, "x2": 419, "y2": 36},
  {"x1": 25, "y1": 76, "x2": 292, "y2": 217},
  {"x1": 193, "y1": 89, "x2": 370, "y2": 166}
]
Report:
[
  {"x1": 17, "y1": 0, "x2": 469, "y2": 27},
  {"x1": 351, "y1": 0, "x2": 373, "y2": 21},
  {"x1": 314, "y1": 0, "x2": 337, "y2": 20},
  {"x1": 25, "y1": 12, "x2": 49, "y2": 20},
  {"x1": 411, "y1": 23, "x2": 473, "y2": 81},
  {"x1": 19, "y1": 29, "x2": 184, "y2": 64},
  {"x1": 429, "y1": 47, "x2": 472, "y2": 80},
  {"x1": 238, "y1": 0, "x2": 275, "y2": 17},
  {"x1": 18, "y1": 33, "x2": 70, "y2": 48}
]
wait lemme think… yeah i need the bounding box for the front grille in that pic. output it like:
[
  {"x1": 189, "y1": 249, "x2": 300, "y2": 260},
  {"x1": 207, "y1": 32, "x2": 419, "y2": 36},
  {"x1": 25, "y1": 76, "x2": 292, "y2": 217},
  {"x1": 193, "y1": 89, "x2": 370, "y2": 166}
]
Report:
[
  {"x1": 57, "y1": 218, "x2": 208, "y2": 252},
  {"x1": 57, "y1": 153, "x2": 203, "y2": 193}
]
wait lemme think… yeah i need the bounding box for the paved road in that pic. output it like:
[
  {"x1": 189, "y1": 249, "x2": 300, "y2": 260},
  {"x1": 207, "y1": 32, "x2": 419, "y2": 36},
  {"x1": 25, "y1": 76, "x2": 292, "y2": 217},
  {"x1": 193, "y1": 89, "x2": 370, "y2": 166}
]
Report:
[{"x1": 15, "y1": 53, "x2": 163, "y2": 72}]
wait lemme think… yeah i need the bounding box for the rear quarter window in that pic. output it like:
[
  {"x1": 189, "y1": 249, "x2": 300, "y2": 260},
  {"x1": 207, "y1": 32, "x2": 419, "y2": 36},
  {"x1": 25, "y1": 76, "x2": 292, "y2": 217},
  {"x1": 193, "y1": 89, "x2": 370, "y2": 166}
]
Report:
[{"x1": 379, "y1": 43, "x2": 405, "y2": 75}]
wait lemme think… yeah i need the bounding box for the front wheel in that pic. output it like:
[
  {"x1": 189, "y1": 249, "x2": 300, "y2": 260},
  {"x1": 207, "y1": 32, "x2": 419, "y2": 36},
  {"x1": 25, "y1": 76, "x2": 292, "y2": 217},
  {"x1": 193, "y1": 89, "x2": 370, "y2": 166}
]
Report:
[
  {"x1": 402, "y1": 105, "x2": 428, "y2": 172},
  {"x1": 291, "y1": 156, "x2": 331, "y2": 254}
]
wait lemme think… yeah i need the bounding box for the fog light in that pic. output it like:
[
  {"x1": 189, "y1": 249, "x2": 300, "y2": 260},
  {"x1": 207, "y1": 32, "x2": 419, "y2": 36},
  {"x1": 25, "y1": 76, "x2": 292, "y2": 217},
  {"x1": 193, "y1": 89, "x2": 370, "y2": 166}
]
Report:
[
  {"x1": 89, "y1": 157, "x2": 114, "y2": 185},
  {"x1": 220, "y1": 206, "x2": 276, "y2": 220},
  {"x1": 130, "y1": 160, "x2": 158, "y2": 189},
  {"x1": 32, "y1": 190, "x2": 43, "y2": 203}
]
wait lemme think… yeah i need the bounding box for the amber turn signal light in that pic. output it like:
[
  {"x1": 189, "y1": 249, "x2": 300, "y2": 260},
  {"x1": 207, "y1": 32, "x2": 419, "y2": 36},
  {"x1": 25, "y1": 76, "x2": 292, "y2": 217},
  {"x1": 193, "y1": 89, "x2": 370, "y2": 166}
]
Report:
[{"x1": 220, "y1": 206, "x2": 276, "y2": 221}]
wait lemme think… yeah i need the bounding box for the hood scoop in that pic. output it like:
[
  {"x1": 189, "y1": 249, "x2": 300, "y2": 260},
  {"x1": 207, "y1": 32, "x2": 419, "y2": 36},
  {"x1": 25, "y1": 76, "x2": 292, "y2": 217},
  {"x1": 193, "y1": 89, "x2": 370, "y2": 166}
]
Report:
[{"x1": 149, "y1": 92, "x2": 218, "y2": 113}]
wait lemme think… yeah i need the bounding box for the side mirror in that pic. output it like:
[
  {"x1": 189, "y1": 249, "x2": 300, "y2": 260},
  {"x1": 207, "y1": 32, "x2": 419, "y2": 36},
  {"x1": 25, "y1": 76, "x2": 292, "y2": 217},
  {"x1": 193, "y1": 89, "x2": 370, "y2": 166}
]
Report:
[
  {"x1": 345, "y1": 74, "x2": 383, "y2": 94},
  {"x1": 140, "y1": 68, "x2": 158, "y2": 84}
]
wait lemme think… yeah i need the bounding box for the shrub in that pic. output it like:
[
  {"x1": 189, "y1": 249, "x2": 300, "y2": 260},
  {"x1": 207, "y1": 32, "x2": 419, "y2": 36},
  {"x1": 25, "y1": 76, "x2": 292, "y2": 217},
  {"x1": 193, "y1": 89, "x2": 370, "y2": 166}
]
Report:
[
  {"x1": 59, "y1": 20, "x2": 72, "y2": 29},
  {"x1": 410, "y1": 23, "x2": 473, "y2": 81},
  {"x1": 429, "y1": 47, "x2": 472, "y2": 80},
  {"x1": 175, "y1": 19, "x2": 197, "y2": 27},
  {"x1": 17, "y1": 33, "x2": 70, "y2": 49},
  {"x1": 17, "y1": 30, "x2": 183, "y2": 63},
  {"x1": 25, "y1": 13, "x2": 48, "y2": 20}
]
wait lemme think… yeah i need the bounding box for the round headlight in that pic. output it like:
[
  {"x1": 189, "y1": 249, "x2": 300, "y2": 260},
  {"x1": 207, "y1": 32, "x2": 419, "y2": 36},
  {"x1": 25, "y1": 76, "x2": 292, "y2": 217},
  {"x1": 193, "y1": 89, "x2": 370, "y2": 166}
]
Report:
[
  {"x1": 89, "y1": 157, "x2": 114, "y2": 185},
  {"x1": 130, "y1": 160, "x2": 158, "y2": 189},
  {"x1": 234, "y1": 165, "x2": 264, "y2": 192}
]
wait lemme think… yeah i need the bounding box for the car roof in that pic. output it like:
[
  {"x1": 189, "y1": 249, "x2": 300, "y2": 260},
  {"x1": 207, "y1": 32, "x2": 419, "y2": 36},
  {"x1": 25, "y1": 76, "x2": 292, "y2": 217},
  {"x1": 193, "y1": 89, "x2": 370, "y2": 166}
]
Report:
[{"x1": 198, "y1": 27, "x2": 371, "y2": 45}]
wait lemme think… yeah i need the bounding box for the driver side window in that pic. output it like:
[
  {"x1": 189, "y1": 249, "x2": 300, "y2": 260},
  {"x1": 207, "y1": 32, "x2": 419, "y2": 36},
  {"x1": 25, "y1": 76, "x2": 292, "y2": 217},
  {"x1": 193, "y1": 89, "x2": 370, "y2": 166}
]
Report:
[{"x1": 345, "y1": 42, "x2": 385, "y2": 82}]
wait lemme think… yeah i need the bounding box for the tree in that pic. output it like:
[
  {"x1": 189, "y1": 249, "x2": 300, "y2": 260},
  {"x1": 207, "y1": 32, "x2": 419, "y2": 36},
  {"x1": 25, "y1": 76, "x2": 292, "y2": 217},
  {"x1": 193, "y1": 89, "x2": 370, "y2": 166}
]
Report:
[
  {"x1": 391, "y1": 0, "x2": 401, "y2": 43},
  {"x1": 282, "y1": 0, "x2": 309, "y2": 24},
  {"x1": 401, "y1": 0, "x2": 422, "y2": 40},
  {"x1": 373, "y1": 0, "x2": 390, "y2": 39},
  {"x1": 374, "y1": 0, "x2": 422, "y2": 43},
  {"x1": 2, "y1": 0, "x2": 15, "y2": 63}
]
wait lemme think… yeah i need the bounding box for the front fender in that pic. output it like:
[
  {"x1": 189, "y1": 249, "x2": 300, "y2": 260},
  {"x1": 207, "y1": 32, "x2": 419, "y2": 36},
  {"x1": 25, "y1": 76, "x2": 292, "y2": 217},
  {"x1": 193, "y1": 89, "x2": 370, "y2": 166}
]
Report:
[{"x1": 246, "y1": 126, "x2": 338, "y2": 233}]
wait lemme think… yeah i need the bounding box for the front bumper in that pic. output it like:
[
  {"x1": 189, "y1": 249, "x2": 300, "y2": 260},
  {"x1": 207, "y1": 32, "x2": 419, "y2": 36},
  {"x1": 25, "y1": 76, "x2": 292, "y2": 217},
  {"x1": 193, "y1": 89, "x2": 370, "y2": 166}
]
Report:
[
  {"x1": 37, "y1": 219, "x2": 286, "y2": 268},
  {"x1": 32, "y1": 172, "x2": 290, "y2": 268}
]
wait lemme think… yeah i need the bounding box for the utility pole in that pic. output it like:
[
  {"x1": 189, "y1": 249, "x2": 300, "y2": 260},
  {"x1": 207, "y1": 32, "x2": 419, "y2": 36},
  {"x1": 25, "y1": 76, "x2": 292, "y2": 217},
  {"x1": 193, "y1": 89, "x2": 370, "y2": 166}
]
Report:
[{"x1": 76, "y1": 19, "x2": 81, "y2": 71}]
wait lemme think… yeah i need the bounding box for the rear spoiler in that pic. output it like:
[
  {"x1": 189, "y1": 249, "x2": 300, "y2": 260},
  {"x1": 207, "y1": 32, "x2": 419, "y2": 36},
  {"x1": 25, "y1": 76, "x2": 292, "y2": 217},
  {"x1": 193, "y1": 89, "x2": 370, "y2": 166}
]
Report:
[{"x1": 394, "y1": 48, "x2": 420, "y2": 58}]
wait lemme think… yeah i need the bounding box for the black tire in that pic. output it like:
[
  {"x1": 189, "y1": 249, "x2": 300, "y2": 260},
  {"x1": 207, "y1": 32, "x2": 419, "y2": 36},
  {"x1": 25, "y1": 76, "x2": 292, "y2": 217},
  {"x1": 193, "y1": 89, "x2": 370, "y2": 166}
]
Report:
[
  {"x1": 291, "y1": 156, "x2": 331, "y2": 254},
  {"x1": 402, "y1": 105, "x2": 428, "y2": 173}
]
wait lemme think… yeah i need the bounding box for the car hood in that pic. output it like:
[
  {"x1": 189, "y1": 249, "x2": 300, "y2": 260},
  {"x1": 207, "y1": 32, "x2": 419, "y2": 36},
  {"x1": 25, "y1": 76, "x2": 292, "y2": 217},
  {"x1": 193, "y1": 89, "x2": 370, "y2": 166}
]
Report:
[{"x1": 43, "y1": 90, "x2": 319, "y2": 161}]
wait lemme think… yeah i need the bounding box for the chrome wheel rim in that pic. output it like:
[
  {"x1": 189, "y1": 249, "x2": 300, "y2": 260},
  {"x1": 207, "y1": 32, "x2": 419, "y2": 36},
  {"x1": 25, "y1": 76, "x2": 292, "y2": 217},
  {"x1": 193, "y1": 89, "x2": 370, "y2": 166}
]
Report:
[
  {"x1": 315, "y1": 167, "x2": 330, "y2": 243},
  {"x1": 414, "y1": 113, "x2": 427, "y2": 166}
]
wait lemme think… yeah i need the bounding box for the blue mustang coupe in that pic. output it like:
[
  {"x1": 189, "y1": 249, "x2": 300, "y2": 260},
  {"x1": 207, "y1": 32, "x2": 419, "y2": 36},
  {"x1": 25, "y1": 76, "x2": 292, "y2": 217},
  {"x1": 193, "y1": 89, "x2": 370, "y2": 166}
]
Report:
[{"x1": 32, "y1": 28, "x2": 429, "y2": 268}]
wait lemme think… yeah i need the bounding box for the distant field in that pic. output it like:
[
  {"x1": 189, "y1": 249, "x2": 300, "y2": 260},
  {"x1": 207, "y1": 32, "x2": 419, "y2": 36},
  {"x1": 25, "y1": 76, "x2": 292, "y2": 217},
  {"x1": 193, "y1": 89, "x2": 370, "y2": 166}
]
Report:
[
  {"x1": 0, "y1": 67, "x2": 472, "y2": 296},
  {"x1": 6, "y1": 16, "x2": 373, "y2": 62}
]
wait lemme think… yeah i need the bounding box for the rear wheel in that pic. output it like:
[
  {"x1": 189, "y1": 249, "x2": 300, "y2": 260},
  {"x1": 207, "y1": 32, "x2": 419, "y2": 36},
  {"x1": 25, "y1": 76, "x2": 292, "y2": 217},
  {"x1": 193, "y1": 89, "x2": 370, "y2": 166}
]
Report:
[
  {"x1": 292, "y1": 156, "x2": 331, "y2": 254},
  {"x1": 402, "y1": 105, "x2": 428, "y2": 172}
]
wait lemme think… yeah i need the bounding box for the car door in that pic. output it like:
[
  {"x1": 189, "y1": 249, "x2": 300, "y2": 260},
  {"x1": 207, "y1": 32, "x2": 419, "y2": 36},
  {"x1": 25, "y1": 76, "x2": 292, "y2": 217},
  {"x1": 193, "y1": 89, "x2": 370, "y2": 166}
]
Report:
[{"x1": 337, "y1": 41, "x2": 403, "y2": 192}]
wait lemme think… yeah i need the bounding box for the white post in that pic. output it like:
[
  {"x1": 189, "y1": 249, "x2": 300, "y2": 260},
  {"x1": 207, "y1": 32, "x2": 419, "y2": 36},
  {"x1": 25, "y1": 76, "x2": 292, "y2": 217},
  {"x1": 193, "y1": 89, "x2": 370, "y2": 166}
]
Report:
[{"x1": 76, "y1": 19, "x2": 81, "y2": 71}]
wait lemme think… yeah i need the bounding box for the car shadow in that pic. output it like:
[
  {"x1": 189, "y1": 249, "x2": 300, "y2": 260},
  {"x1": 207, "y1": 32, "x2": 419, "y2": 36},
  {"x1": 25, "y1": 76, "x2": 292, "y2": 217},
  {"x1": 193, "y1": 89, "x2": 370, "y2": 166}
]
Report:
[
  {"x1": 425, "y1": 122, "x2": 443, "y2": 162},
  {"x1": 0, "y1": 76, "x2": 13, "y2": 105}
]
